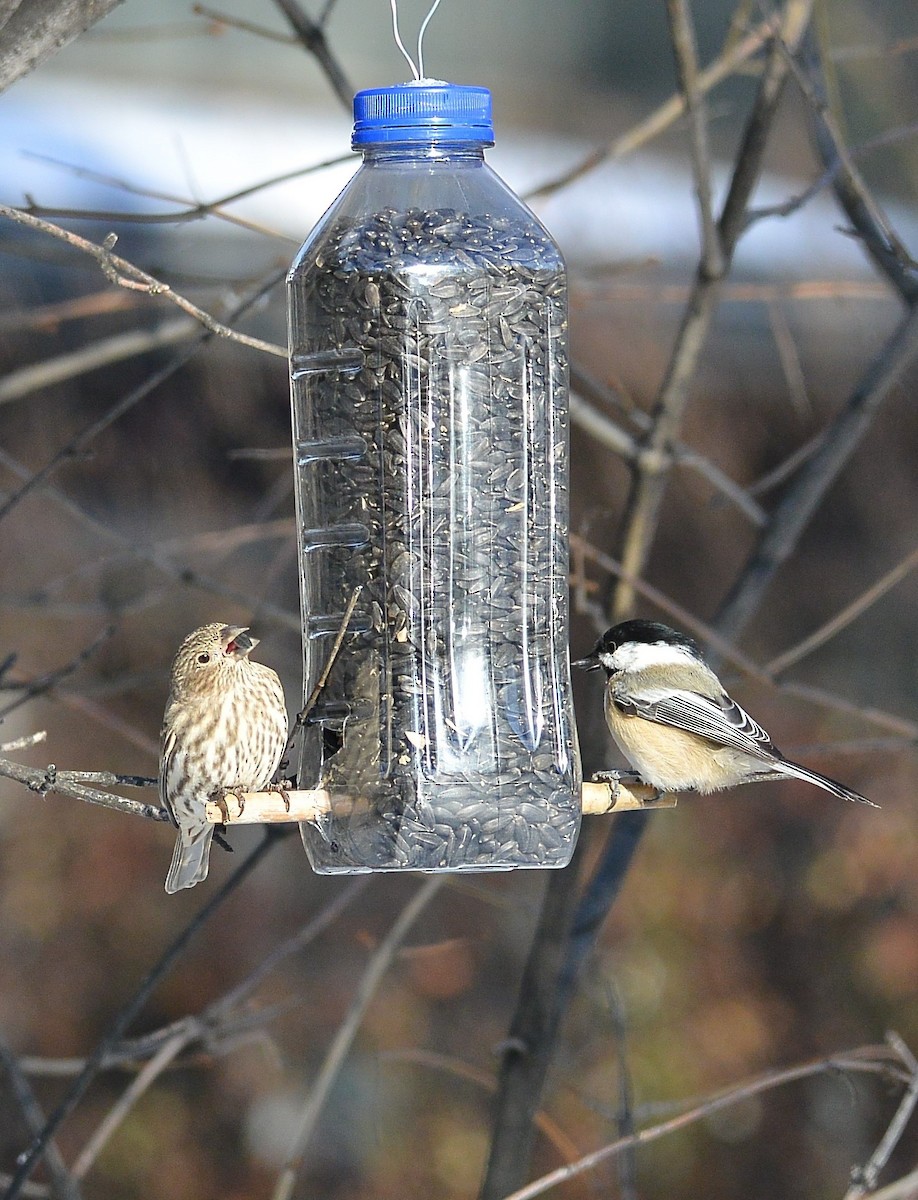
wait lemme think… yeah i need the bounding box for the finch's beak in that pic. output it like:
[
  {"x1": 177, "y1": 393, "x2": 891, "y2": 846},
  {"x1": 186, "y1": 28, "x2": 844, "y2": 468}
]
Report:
[
  {"x1": 571, "y1": 653, "x2": 602, "y2": 672},
  {"x1": 221, "y1": 625, "x2": 258, "y2": 658}
]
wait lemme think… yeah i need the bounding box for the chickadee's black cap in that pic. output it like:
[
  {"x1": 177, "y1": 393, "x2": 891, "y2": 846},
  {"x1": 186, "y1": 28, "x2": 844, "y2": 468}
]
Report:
[{"x1": 572, "y1": 619, "x2": 701, "y2": 670}]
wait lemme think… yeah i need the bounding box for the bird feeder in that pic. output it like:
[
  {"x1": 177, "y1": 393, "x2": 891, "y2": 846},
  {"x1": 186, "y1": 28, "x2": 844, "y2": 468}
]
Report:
[{"x1": 286, "y1": 81, "x2": 581, "y2": 872}]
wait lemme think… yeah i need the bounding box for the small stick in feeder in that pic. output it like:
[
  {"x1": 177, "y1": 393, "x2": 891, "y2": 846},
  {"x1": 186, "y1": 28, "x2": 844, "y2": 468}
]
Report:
[{"x1": 276, "y1": 584, "x2": 363, "y2": 781}]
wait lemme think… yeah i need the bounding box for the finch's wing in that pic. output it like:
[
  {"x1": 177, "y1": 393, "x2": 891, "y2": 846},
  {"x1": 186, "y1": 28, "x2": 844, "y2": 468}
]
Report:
[
  {"x1": 615, "y1": 686, "x2": 781, "y2": 761},
  {"x1": 159, "y1": 726, "x2": 180, "y2": 828}
]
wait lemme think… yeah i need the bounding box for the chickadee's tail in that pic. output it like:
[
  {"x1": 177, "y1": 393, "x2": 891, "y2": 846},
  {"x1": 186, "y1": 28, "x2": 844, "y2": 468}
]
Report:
[
  {"x1": 778, "y1": 759, "x2": 878, "y2": 808},
  {"x1": 165, "y1": 821, "x2": 215, "y2": 893}
]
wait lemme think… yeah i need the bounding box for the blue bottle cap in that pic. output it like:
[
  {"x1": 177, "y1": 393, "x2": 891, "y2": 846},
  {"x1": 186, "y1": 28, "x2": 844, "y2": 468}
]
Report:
[{"x1": 352, "y1": 81, "x2": 494, "y2": 146}]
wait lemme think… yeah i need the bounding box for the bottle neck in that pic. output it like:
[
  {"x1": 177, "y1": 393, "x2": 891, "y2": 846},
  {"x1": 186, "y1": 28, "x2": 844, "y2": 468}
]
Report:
[{"x1": 358, "y1": 141, "x2": 487, "y2": 166}]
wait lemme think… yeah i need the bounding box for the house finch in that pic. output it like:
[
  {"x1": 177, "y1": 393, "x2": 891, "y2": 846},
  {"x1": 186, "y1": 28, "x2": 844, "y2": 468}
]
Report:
[{"x1": 160, "y1": 622, "x2": 288, "y2": 893}]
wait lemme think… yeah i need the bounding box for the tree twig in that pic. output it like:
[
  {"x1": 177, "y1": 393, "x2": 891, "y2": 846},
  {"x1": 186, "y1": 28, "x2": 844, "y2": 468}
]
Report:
[
  {"x1": 0, "y1": 206, "x2": 287, "y2": 358},
  {"x1": 3, "y1": 831, "x2": 282, "y2": 1200},
  {"x1": 500, "y1": 1044, "x2": 911, "y2": 1200},
  {"x1": 715, "y1": 301, "x2": 918, "y2": 645},
  {"x1": 0, "y1": 1035, "x2": 80, "y2": 1200},
  {"x1": 526, "y1": 15, "x2": 778, "y2": 201},
  {"x1": 765, "y1": 544, "x2": 918, "y2": 675},
  {"x1": 271, "y1": 877, "x2": 445, "y2": 1200},
  {"x1": 844, "y1": 1033, "x2": 918, "y2": 1200},
  {"x1": 271, "y1": 0, "x2": 353, "y2": 110},
  {"x1": 0, "y1": 754, "x2": 169, "y2": 823},
  {"x1": 0, "y1": 265, "x2": 287, "y2": 525},
  {"x1": 612, "y1": 0, "x2": 815, "y2": 619}
]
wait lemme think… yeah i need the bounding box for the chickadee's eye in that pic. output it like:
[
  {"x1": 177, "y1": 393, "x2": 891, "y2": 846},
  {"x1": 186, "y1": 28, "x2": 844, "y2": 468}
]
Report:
[{"x1": 197, "y1": 652, "x2": 210, "y2": 664}]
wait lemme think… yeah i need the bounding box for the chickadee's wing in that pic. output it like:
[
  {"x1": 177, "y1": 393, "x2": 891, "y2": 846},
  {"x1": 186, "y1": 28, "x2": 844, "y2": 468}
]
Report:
[{"x1": 616, "y1": 687, "x2": 781, "y2": 761}]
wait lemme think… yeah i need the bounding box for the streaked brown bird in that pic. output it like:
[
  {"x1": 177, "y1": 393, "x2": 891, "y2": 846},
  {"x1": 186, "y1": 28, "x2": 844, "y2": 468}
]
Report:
[{"x1": 160, "y1": 622, "x2": 288, "y2": 893}]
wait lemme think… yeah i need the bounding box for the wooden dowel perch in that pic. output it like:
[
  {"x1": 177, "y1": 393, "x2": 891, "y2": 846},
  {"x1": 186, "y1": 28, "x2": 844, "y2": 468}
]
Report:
[{"x1": 204, "y1": 779, "x2": 677, "y2": 825}]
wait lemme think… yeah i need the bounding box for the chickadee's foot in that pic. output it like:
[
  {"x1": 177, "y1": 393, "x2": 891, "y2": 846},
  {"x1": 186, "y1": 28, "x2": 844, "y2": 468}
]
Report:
[{"x1": 591, "y1": 769, "x2": 643, "y2": 787}]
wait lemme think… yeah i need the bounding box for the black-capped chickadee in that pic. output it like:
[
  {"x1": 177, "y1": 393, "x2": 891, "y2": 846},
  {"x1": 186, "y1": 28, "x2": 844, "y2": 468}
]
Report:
[{"x1": 573, "y1": 619, "x2": 876, "y2": 806}]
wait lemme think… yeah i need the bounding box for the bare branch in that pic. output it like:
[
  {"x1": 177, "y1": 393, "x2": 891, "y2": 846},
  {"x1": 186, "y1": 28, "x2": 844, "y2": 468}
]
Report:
[
  {"x1": 612, "y1": 0, "x2": 815, "y2": 619},
  {"x1": 271, "y1": 877, "x2": 445, "y2": 1200},
  {"x1": 0, "y1": 318, "x2": 197, "y2": 405},
  {"x1": 0, "y1": 265, "x2": 287, "y2": 526},
  {"x1": 0, "y1": 625, "x2": 115, "y2": 719},
  {"x1": 271, "y1": 0, "x2": 353, "y2": 110},
  {"x1": 19, "y1": 150, "x2": 352, "y2": 238},
  {"x1": 844, "y1": 1033, "x2": 918, "y2": 1199},
  {"x1": 570, "y1": 367, "x2": 767, "y2": 526},
  {"x1": 193, "y1": 4, "x2": 298, "y2": 45},
  {"x1": 70, "y1": 1033, "x2": 187, "y2": 1182},
  {"x1": 715, "y1": 302, "x2": 918, "y2": 645},
  {"x1": 0, "y1": 0, "x2": 122, "y2": 92},
  {"x1": 799, "y1": 32, "x2": 918, "y2": 304},
  {"x1": 666, "y1": 0, "x2": 722, "y2": 278},
  {"x1": 501, "y1": 1044, "x2": 911, "y2": 1200},
  {"x1": 526, "y1": 14, "x2": 778, "y2": 201},
  {"x1": 766, "y1": 544, "x2": 918, "y2": 675},
  {"x1": 0, "y1": 206, "x2": 287, "y2": 358},
  {"x1": 4, "y1": 831, "x2": 283, "y2": 1200},
  {"x1": 0, "y1": 1034, "x2": 80, "y2": 1200},
  {"x1": 0, "y1": 754, "x2": 167, "y2": 822}
]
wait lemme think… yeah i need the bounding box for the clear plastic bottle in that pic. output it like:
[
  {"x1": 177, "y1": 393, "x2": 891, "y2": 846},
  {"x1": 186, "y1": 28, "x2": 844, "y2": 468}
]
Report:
[{"x1": 288, "y1": 81, "x2": 581, "y2": 872}]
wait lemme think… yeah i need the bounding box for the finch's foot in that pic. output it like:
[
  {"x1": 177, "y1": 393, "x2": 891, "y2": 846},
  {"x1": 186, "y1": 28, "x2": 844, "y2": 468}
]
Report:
[
  {"x1": 213, "y1": 787, "x2": 246, "y2": 822},
  {"x1": 266, "y1": 780, "x2": 292, "y2": 813}
]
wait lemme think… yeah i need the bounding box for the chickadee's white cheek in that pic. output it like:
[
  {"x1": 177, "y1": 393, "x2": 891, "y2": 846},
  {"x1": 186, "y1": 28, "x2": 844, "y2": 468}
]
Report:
[{"x1": 608, "y1": 643, "x2": 696, "y2": 674}]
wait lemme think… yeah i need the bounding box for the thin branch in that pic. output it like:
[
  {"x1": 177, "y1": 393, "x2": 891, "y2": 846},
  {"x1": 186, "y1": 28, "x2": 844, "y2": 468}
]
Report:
[
  {"x1": 271, "y1": 0, "x2": 353, "y2": 110},
  {"x1": 666, "y1": 0, "x2": 722, "y2": 278},
  {"x1": 3, "y1": 831, "x2": 282, "y2": 1200},
  {"x1": 570, "y1": 369, "x2": 766, "y2": 526},
  {"x1": 0, "y1": 265, "x2": 287, "y2": 526},
  {"x1": 70, "y1": 1032, "x2": 188, "y2": 1182},
  {"x1": 799, "y1": 31, "x2": 918, "y2": 304},
  {"x1": 715, "y1": 301, "x2": 918, "y2": 645},
  {"x1": 501, "y1": 1045, "x2": 910, "y2": 1200},
  {"x1": 379, "y1": 1049, "x2": 587, "y2": 1172},
  {"x1": 19, "y1": 150, "x2": 352, "y2": 238},
  {"x1": 0, "y1": 206, "x2": 287, "y2": 358},
  {"x1": 0, "y1": 318, "x2": 197, "y2": 406},
  {"x1": 279, "y1": 584, "x2": 363, "y2": 776},
  {"x1": 0, "y1": 1035, "x2": 80, "y2": 1200},
  {"x1": 612, "y1": 0, "x2": 815, "y2": 619},
  {"x1": 571, "y1": 532, "x2": 918, "y2": 739},
  {"x1": 869, "y1": 1168, "x2": 918, "y2": 1200},
  {"x1": 193, "y1": 4, "x2": 298, "y2": 45},
  {"x1": 526, "y1": 15, "x2": 778, "y2": 201},
  {"x1": 844, "y1": 1033, "x2": 918, "y2": 1199},
  {"x1": 767, "y1": 299, "x2": 812, "y2": 420},
  {"x1": 271, "y1": 877, "x2": 445, "y2": 1200},
  {"x1": 766, "y1": 544, "x2": 918, "y2": 675},
  {"x1": 0, "y1": 754, "x2": 169, "y2": 823},
  {"x1": 0, "y1": 448, "x2": 301, "y2": 637},
  {"x1": 0, "y1": 626, "x2": 116, "y2": 719}
]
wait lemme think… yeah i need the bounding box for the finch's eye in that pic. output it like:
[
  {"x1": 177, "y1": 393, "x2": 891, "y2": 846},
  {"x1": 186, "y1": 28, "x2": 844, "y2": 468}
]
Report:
[{"x1": 197, "y1": 652, "x2": 210, "y2": 664}]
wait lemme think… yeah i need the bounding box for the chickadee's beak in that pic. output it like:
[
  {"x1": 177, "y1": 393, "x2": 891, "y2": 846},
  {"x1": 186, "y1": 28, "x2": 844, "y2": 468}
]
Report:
[
  {"x1": 571, "y1": 652, "x2": 602, "y2": 672},
  {"x1": 221, "y1": 625, "x2": 257, "y2": 658}
]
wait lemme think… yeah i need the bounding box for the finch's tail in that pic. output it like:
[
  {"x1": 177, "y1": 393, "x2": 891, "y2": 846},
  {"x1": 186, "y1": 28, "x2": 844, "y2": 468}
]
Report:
[
  {"x1": 165, "y1": 822, "x2": 215, "y2": 893},
  {"x1": 778, "y1": 759, "x2": 878, "y2": 808}
]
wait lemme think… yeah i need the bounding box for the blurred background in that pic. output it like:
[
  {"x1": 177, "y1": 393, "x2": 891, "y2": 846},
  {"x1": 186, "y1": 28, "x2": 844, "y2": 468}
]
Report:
[{"x1": 1, "y1": 1, "x2": 917, "y2": 1198}]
